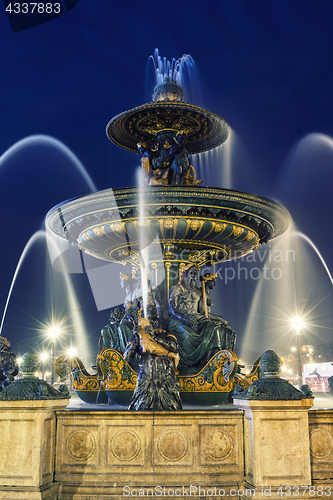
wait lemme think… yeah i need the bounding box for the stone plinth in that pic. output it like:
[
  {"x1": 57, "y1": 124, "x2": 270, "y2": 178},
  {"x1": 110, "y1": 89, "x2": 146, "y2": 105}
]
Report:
[
  {"x1": 55, "y1": 409, "x2": 244, "y2": 500},
  {"x1": 234, "y1": 399, "x2": 313, "y2": 489},
  {"x1": 0, "y1": 399, "x2": 69, "y2": 500},
  {"x1": 309, "y1": 409, "x2": 333, "y2": 483}
]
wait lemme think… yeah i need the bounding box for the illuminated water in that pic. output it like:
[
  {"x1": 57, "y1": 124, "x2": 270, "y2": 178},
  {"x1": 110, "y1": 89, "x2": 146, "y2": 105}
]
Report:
[
  {"x1": 0, "y1": 134, "x2": 97, "y2": 192},
  {"x1": 277, "y1": 132, "x2": 333, "y2": 199},
  {"x1": 0, "y1": 135, "x2": 97, "y2": 364},
  {"x1": 192, "y1": 129, "x2": 235, "y2": 189},
  {"x1": 148, "y1": 48, "x2": 195, "y2": 88},
  {"x1": 137, "y1": 168, "x2": 149, "y2": 318},
  {"x1": 233, "y1": 131, "x2": 333, "y2": 367},
  {"x1": 240, "y1": 223, "x2": 333, "y2": 366},
  {"x1": 0, "y1": 229, "x2": 92, "y2": 365}
]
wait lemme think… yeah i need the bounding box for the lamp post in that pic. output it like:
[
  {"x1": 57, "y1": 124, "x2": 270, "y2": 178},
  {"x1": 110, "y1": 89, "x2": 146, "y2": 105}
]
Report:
[
  {"x1": 292, "y1": 317, "x2": 304, "y2": 388},
  {"x1": 48, "y1": 326, "x2": 60, "y2": 386}
]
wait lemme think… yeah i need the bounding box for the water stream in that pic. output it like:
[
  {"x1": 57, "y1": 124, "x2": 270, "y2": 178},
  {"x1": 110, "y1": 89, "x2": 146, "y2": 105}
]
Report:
[{"x1": 0, "y1": 134, "x2": 97, "y2": 363}]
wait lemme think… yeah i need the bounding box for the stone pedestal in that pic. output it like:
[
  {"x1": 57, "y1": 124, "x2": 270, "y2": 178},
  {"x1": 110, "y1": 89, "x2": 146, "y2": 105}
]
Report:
[
  {"x1": 55, "y1": 409, "x2": 244, "y2": 500},
  {"x1": 234, "y1": 399, "x2": 313, "y2": 491},
  {"x1": 0, "y1": 399, "x2": 69, "y2": 500}
]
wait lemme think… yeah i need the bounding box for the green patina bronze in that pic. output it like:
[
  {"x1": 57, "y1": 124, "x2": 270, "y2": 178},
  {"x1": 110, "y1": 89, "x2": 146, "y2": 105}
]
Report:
[
  {"x1": 233, "y1": 350, "x2": 314, "y2": 401},
  {"x1": 0, "y1": 351, "x2": 69, "y2": 401}
]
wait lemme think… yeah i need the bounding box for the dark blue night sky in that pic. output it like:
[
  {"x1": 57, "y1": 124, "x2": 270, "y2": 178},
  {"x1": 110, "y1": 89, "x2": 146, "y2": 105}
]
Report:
[{"x1": 1, "y1": 0, "x2": 333, "y2": 368}]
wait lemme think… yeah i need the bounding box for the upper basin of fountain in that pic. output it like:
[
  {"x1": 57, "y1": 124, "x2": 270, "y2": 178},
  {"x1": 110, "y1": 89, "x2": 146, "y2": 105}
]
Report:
[{"x1": 106, "y1": 82, "x2": 229, "y2": 155}]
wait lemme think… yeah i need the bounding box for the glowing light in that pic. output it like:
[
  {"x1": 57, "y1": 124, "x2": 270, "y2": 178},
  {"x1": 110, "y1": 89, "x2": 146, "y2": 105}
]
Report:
[
  {"x1": 16, "y1": 356, "x2": 23, "y2": 365},
  {"x1": 291, "y1": 346, "x2": 296, "y2": 352},
  {"x1": 48, "y1": 326, "x2": 60, "y2": 340},
  {"x1": 40, "y1": 352, "x2": 48, "y2": 362},
  {"x1": 67, "y1": 347, "x2": 77, "y2": 358},
  {"x1": 291, "y1": 317, "x2": 304, "y2": 331}
]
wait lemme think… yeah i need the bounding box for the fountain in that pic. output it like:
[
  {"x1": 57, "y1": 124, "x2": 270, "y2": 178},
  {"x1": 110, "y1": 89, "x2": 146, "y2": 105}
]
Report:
[
  {"x1": 46, "y1": 51, "x2": 291, "y2": 407},
  {"x1": 3, "y1": 51, "x2": 328, "y2": 500}
]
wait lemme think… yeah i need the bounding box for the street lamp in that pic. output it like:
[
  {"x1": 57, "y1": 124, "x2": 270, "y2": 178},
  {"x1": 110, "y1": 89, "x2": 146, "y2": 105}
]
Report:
[
  {"x1": 48, "y1": 326, "x2": 60, "y2": 385},
  {"x1": 291, "y1": 317, "x2": 304, "y2": 388}
]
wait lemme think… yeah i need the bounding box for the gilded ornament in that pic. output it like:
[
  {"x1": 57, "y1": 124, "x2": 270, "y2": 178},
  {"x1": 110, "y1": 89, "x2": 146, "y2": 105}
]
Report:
[
  {"x1": 82, "y1": 231, "x2": 92, "y2": 241},
  {"x1": 94, "y1": 227, "x2": 105, "y2": 236},
  {"x1": 190, "y1": 220, "x2": 201, "y2": 230},
  {"x1": 233, "y1": 226, "x2": 244, "y2": 237},
  {"x1": 188, "y1": 251, "x2": 200, "y2": 262},
  {"x1": 114, "y1": 222, "x2": 124, "y2": 233},
  {"x1": 164, "y1": 252, "x2": 174, "y2": 259},
  {"x1": 119, "y1": 250, "x2": 129, "y2": 257},
  {"x1": 214, "y1": 223, "x2": 227, "y2": 232},
  {"x1": 164, "y1": 219, "x2": 174, "y2": 229}
]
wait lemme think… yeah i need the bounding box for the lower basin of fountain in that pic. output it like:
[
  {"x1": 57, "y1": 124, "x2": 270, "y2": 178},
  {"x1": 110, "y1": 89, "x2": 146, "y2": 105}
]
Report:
[{"x1": 46, "y1": 185, "x2": 291, "y2": 267}]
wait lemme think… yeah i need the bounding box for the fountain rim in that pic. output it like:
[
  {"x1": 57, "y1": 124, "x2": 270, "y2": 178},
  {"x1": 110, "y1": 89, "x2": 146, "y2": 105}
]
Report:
[{"x1": 46, "y1": 185, "x2": 291, "y2": 244}]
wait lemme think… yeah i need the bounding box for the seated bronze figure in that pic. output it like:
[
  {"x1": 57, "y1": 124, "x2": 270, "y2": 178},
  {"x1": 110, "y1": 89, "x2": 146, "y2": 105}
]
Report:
[{"x1": 169, "y1": 264, "x2": 236, "y2": 372}]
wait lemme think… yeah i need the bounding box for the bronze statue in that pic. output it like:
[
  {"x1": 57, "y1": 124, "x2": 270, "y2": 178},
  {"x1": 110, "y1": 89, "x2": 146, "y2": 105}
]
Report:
[
  {"x1": 199, "y1": 273, "x2": 229, "y2": 324},
  {"x1": 169, "y1": 264, "x2": 236, "y2": 371},
  {"x1": 137, "y1": 131, "x2": 201, "y2": 186},
  {"x1": 100, "y1": 273, "x2": 160, "y2": 368},
  {"x1": 0, "y1": 336, "x2": 18, "y2": 390},
  {"x1": 124, "y1": 308, "x2": 182, "y2": 411}
]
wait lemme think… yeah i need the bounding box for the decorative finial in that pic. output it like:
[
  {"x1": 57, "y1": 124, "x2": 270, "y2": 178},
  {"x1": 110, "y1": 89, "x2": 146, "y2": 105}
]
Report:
[{"x1": 233, "y1": 349, "x2": 313, "y2": 401}]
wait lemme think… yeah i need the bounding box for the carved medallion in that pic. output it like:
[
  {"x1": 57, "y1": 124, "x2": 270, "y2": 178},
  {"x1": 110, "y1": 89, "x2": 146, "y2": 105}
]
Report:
[
  {"x1": 157, "y1": 430, "x2": 188, "y2": 461},
  {"x1": 310, "y1": 428, "x2": 333, "y2": 459},
  {"x1": 203, "y1": 430, "x2": 233, "y2": 461},
  {"x1": 110, "y1": 430, "x2": 141, "y2": 461},
  {"x1": 66, "y1": 430, "x2": 96, "y2": 461}
]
